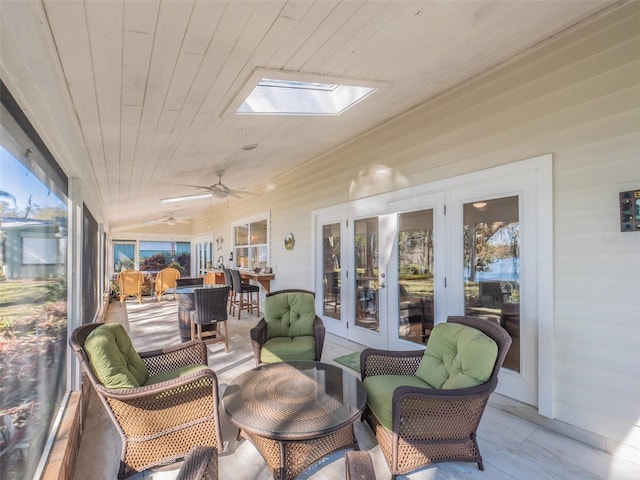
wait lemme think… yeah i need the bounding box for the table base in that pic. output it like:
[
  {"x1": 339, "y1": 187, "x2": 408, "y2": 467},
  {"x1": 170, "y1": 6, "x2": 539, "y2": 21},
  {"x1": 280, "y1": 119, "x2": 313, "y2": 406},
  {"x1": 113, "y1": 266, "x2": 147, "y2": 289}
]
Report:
[{"x1": 242, "y1": 424, "x2": 358, "y2": 480}]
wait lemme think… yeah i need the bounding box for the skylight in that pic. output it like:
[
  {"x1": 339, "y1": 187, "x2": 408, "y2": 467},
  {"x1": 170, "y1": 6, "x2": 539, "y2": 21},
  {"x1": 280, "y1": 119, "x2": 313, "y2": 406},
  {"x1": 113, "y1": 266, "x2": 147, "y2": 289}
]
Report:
[{"x1": 236, "y1": 77, "x2": 377, "y2": 116}]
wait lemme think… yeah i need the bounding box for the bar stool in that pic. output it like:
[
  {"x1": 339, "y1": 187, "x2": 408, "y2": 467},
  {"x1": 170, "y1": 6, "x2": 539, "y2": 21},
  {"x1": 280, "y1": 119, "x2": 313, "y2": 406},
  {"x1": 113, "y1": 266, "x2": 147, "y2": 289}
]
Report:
[{"x1": 229, "y1": 269, "x2": 259, "y2": 319}]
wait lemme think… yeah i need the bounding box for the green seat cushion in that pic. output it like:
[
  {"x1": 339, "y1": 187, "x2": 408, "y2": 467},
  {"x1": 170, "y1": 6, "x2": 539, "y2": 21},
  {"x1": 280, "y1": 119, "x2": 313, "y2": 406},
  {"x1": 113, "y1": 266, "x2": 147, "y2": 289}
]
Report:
[
  {"x1": 144, "y1": 364, "x2": 209, "y2": 386},
  {"x1": 264, "y1": 292, "x2": 316, "y2": 338},
  {"x1": 260, "y1": 336, "x2": 317, "y2": 363},
  {"x1": 84, "y1": 323, "x2": 149, "y2": 388},
  {"x1": 415, "y1": 322, "x2": 498, "y2": 389},
  {"x1": 363, "y1": 375, "x2": 432, "y2": 431}
]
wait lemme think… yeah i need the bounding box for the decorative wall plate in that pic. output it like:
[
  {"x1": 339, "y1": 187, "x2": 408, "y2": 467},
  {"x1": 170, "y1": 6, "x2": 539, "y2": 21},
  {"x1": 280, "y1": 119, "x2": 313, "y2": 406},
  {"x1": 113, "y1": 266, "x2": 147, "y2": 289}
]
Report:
[{"x1": 284, "y1": 233, "x2": 295, "y2": 250}]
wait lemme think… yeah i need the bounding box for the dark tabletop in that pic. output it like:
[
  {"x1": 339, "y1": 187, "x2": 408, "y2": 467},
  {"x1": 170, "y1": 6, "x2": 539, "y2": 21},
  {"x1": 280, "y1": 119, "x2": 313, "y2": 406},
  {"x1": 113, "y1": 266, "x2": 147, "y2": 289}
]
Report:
[
  {"x1": 222, "y1": 361, "x2": 367, "y2": 441},
  {"x1": 166, "y1": 285, "x2": 227, "y2": 295}
]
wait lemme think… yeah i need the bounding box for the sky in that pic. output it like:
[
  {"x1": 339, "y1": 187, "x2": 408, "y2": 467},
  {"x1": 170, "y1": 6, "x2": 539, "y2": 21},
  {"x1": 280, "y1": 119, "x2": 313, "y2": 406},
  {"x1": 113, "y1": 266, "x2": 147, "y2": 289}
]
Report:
[{"x1": 0, "y1": 146, "x2": 66, "y2": 211}]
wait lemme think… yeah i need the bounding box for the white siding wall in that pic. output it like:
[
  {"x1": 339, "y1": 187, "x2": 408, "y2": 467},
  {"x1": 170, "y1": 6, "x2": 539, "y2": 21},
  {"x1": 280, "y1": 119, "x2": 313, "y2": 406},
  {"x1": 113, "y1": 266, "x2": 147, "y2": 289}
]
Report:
[{"x1": 194, "y1": 4, "x2": 640, "y2": 456}]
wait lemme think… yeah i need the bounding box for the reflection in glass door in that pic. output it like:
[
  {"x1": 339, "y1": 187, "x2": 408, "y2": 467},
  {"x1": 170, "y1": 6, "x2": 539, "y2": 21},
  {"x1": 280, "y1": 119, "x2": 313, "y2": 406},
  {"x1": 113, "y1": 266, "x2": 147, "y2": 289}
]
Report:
[
  {"x1": 322, "y1": 223, "x2": 341, "y2": 319},
  {"x1": 354, "y1": 218, "x2": 379, "y2": 332},
  {"x1": 398, "y1": 210, "x2": 435, "y2": 345},
  {"x1": 463, "y1": 196, "x2": 521, "y2": 372}
]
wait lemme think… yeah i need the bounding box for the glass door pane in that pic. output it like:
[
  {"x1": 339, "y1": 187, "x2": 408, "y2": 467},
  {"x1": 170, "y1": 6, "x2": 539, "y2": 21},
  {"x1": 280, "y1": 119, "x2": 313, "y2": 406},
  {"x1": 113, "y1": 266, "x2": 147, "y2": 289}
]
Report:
[
  {"x1": 398, "y1": 209, "x2": 435, "y2": 344},
  {"x1": 322, "y1": 223, "x2": 341, "y2": 319},
  {"x1": 463, "y1": 196, "x2": 521, "y2": 372},
  {"x1": 354, "y1": 217, "x2": 379, "y2": 331}
]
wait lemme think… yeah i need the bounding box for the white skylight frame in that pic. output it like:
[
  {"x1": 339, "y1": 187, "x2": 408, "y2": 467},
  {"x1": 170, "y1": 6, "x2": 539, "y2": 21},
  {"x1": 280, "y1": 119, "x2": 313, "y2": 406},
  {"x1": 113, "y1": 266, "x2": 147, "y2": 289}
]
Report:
[{"x1": 226, "y1": 69, "x2": 388, "y2": 117}]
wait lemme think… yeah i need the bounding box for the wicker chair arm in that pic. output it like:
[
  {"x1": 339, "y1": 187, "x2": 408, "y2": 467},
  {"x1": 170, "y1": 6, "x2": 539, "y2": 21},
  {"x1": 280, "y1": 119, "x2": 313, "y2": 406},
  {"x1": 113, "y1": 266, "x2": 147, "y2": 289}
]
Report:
[
  {"x1": 250, "y1": 318, "x2": 268, "y2": 365},
  {"x1": 360, "y1": 348, "x2": 424, "y2": 379},
  {"x1": 98, "y1": 367, "x2": 219, "y2": 399},
  {"x1": 176, "y1": 446, "x2": 218, "y2": 480},
  {"x1": 391, "y1": 378, "x2": 498, "y2": 437},
  {"x1": 97, "y1": 369, "x2": 221, "y2": 440},
  {"x1": 139, "y1": 339, "x2": 208, "y2": 375},
  {"x1": 313, "y1": 315, "x2": 325, "y2": 361}
]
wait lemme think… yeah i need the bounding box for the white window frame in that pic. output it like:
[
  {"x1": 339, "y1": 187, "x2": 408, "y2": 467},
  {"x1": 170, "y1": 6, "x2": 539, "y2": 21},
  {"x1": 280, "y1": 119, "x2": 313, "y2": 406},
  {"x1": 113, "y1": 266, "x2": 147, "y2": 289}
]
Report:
[{"x1": 231, "y1": 211, "x2": 271, "y2": 269}]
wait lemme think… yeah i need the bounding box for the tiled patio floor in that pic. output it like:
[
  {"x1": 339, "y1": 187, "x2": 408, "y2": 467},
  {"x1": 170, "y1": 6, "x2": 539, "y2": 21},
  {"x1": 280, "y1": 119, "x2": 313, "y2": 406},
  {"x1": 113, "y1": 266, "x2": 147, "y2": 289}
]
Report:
[{"x1": 71, "y1": 299, "x2": 640, "y2": 480}]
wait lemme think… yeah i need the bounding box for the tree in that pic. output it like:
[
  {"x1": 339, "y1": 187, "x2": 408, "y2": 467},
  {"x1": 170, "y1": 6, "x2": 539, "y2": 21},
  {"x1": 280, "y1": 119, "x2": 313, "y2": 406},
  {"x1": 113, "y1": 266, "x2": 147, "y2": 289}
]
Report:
[{"x1": 140, "y1": 253, "x2": 167, "y2": 272}]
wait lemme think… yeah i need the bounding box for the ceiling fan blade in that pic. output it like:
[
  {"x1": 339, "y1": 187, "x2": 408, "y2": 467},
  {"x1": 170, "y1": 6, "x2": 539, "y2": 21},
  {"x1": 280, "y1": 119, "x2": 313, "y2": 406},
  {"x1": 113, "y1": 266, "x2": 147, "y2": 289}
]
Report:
[
  {"x1": 227, "y1": 188, "x2": 259, "y2": 196},
  {"x1": 160, "y1": 192, "x2": 212, "y2": 204},
  {"x1": 175, "y1": 183, "x2": 213, "y2": 190}
]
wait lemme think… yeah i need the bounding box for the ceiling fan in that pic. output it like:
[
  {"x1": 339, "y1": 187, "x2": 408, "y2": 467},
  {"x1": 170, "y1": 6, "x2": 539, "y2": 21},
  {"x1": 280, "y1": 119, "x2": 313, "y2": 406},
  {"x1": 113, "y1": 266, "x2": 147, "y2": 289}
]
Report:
[
  {"x1": 161, "y1": 170, "x2": 258, "y2": 204},
  {"x1": 144, "y1": 213, "x2": 190, "y2": 227}
]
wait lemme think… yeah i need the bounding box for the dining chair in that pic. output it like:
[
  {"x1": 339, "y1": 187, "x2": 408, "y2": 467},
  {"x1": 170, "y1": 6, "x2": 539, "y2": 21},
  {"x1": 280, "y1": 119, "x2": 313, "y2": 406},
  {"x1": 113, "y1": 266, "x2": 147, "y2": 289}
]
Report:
[
  {"x1": 190, "y1": 286, "x2": 231, "y2": 352},
  {"x1": 154, "y1": 267, "x2": 181, "y2": 302},
  {"x1": 229, "y1": 269, "x2": 259, "y2": 319},
  {"x1": 177, "y1": 277, "x2": 204, "y2": 287},
  {"x1": 222, "y1": 267, "x2": 234, "y2": 313},
  {"x1": 116, "y1": 270, "x2": 143, "y2": 305}
]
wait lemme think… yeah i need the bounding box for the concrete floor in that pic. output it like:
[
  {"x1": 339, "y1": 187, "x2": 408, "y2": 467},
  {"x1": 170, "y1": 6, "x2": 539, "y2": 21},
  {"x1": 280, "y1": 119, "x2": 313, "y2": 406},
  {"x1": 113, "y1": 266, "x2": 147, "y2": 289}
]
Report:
[{"x1": 72, "y1": 298, "x2": 640, "y2": 480}]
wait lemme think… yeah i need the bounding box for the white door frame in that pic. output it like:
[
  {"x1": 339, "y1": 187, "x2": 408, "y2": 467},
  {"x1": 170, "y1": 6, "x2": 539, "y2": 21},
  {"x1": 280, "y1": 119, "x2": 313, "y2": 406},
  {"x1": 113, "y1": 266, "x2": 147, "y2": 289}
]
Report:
[{"x1": 312, "y1": 154, "x2": 553, "y2": 414}]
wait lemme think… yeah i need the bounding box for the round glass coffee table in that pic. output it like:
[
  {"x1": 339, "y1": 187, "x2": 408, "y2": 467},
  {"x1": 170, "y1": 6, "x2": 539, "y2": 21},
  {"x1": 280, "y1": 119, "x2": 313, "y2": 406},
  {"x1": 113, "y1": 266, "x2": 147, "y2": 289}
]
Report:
[{"x1": 222, "y1": 361, "x2": 367, "y2": 480}]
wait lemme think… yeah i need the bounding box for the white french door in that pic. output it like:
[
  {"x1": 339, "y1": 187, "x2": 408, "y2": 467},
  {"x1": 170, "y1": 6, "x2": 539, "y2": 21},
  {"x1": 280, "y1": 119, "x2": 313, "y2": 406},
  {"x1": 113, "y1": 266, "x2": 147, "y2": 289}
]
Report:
[
  {"x1": 447, "y1": 175, "x2": 540, "y2": 405},
  {"x1": 314, "y1": 156, "x2": 551, "y2": 407},
  {"x1": 192, "y1": 235, "x2": 214, "y2": 277}
]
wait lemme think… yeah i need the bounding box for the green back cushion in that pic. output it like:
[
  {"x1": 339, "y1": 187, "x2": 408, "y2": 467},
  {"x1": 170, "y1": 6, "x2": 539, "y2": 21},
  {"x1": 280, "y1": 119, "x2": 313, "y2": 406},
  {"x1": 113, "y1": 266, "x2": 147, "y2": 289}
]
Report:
[
  {"x1": 264, "y1": 292, "x2": 316, "y2": 339},
  {"x1": 260, "y1": 336, "x2": 316, "y2": 363},
  {"x1": 415, "y1": 322, "x2": 498, "y2": 389},
  {"x1": 84, "y1": 323, "x2": 149, "y2": 388}
]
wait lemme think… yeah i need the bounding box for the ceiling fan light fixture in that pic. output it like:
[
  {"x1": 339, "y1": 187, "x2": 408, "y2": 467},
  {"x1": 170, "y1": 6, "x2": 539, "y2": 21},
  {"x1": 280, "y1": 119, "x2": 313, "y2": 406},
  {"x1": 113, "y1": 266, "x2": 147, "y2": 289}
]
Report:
[{"x1": 161, "y1": 192, "x2": 212, "y2": 204}]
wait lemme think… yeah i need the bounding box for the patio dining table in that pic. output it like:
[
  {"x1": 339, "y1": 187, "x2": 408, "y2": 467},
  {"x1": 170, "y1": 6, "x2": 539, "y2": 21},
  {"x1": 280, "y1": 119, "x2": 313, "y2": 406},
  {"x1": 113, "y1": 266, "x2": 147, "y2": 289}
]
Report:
[
  {"x1": 166, "y1": 284, "x2": 227, "y2": 342},
  {"x1": 222, "y1": 361, "x2": 367, "y2": 480}
]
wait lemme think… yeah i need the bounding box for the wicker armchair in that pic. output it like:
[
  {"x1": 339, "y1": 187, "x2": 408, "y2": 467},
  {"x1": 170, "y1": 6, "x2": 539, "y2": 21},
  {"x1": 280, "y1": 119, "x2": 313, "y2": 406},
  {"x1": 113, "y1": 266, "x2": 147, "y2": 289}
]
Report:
[
  {"x1": 360, "y1": 316, "x2": 511, "y2": 478},
  {"x1": 117, "y1": 270, "x2": 143, "y2": 305},
  {"x1": 155, "y1": 267, "x2": 181, "y2": 302},
  {"x1": 250, "y1": 289, "x2": 325, "y2": 365},
  {"x1": 69, "y1": 323, "x2": 223, "y2": 479},
  {"x1": 176, "y1": 446, "x2": 218, "y2": 480}
]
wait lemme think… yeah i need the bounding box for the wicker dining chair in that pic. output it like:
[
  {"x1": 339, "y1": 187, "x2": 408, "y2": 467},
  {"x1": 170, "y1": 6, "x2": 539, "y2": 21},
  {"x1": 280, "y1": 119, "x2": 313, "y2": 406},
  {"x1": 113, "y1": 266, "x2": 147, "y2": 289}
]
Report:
[
  {"x1": 360, "y1": 315, "x2": 511, "y2": 479},
  {"x1": 116, "y1": 270, "x2": 143, "y2": 305},
  {"x1": 154, "y1": 267, "x2": 181, "y2": 302},
  {"x1": 69, "y1": 322, "x2": 223, "y2": 479},
  {"x1": 190, "y1": 286, "x2": 231, "y2": 352}
]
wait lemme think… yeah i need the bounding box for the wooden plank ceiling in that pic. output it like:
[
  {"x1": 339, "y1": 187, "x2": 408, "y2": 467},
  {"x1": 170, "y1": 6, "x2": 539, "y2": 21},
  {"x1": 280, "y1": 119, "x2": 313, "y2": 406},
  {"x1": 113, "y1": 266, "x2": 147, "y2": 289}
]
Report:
[{"x1": 40, "y1": 0, "x2": 614, "y2": 230}]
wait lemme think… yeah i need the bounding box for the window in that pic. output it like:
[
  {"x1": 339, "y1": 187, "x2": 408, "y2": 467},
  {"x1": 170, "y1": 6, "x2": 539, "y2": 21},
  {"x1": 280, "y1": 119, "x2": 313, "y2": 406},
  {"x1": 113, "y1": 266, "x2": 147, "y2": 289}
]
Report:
[
  {"x1": 113, "y1": 241, "x2": 136, "y2": 272},
  {"x1": 232, "y1": 214, "x2": 269, "y2": 269},
  {"x1": 231, "y1": 69, "x2": 383, "y2": 116},
  {"x1": 21, "y1": 237, "x2": 59, "y2": 265},
  {"x1": 1, "y1": 89, "x2": 68, "y2": 480},
  {"x1": 139, "y1": 240, "x2": 190, "y2": 275}
]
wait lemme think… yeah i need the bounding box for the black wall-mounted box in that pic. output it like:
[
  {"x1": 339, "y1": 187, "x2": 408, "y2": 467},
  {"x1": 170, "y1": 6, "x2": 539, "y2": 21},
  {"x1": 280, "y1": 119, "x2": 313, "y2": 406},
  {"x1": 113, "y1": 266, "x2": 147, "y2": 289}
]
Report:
[{"x1": 619, "y1": 189, "x2": 640, "y2": 232}]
